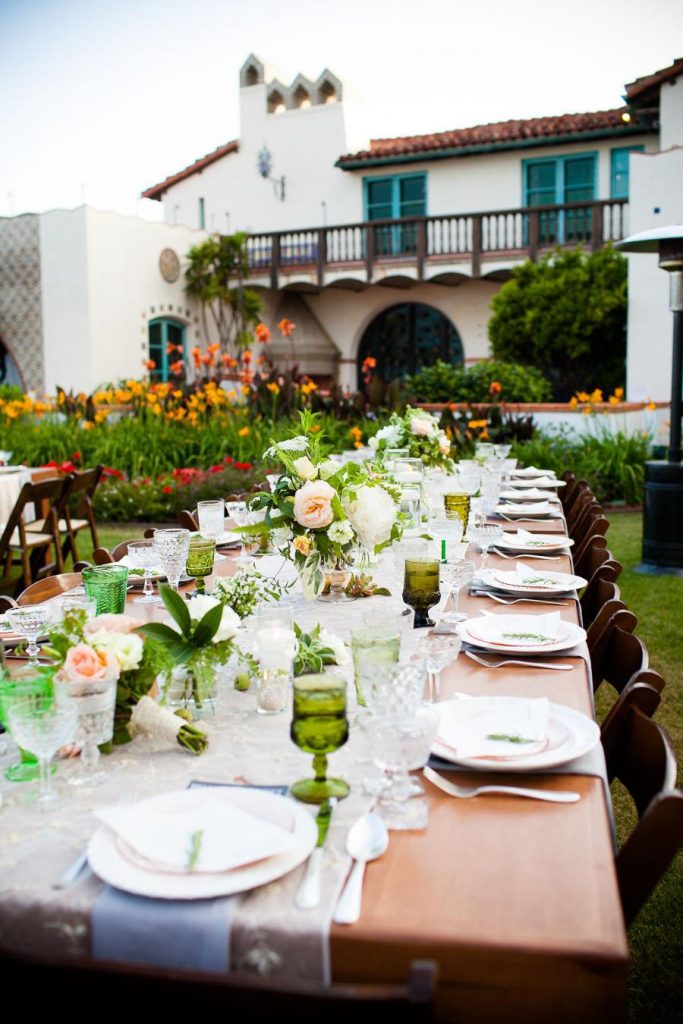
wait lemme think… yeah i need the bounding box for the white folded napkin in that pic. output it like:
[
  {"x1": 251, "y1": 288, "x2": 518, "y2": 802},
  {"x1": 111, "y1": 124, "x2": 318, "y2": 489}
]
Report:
[
  {"x1": 498, "y1": 501, "x2": 550, "y2": 514},
  {"x1": 437, "y1": 698, "x2": 550, "y2": 759},
  {"x1": 466, "y1": 611, "x2": 562, "y2": 646},
  {"x1": 511, "y1": 562, "x2": 565, "y2": 589},
  {"x1": 96, "y1": 793, "x2": 298, "y2": 874},
  {"x1": 510, "y1": 466, "x2": 552, "y2": 478},
  {"x1": 501, "y1": 488, "x2": 556, "y2": 501},
  {"x1": 511, "y1": 476, "x2": 559, "y2": 489}
]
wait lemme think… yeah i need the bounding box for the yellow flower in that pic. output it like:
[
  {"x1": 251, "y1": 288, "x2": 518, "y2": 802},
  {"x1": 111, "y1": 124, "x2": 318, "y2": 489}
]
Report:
[
  {"x1": 293, "y1": 535, "x2": 312, "y2": 556},
  {"x1": 94, "y1": 409, "x2": 108, "y2": 424},
  {"x1": 646, "y1": 401, "x2": 657, "y2": 411},
  {"x1": 590, "y1": 389, "x2": 603, "y2": 403},
  {"x1": 227, "y1": 390, "x2": 236, "y2": 400},
  {"x1": 576, "y1": 391, "x2": 590, "y2": 403},
  {"x1": 614, "y1": 387, "x2": 624, "y2": 400},
  {"x1": 238, "y1": 426, "x2": 250, "y2": 437},
  {"x1": 349, "y1": 426, "x2": 363, "y2": 441},
  {"x1": 266, "y1": 382, "x2": 280, "y2": 395},
  {"x1": 82, "y1": 420, "x2": 94, "y2": 430},
  {"x1": 241, "y1": 386, "x2": 251, "y2": 396},
  {"x1": 569, "y1": 396, "x2": 578, "y2": 408},
  {"x1": 354, "y1": 441, "x2": 364, "y2": 449},
  {"x1": 187, "y1": 411, "x2": 198, "y2": 426},
  {"x1": 309, "y1": 424, "x2": 321, "y2": 433}
]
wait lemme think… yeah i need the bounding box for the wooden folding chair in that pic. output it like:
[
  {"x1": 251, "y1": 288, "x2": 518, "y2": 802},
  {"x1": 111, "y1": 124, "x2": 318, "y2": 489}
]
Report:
[
  {"x1": 588, "y1": 608, "x2": 640, "y2": 688},
  {"x1": 572, "y1": 535, "x2": 610, "y2": 579},
  {"x1": 580, "y1": 564, "x2": 622, "y2": 628},
  {"x1": 177, "y1": 509, "x2": 199, "y2": 532},
  {"x1": 1, "y1": 476, "x2": 75, "y2": 594},
  {"x1": 601, "y1": 673, "x2": 665, "y2": 777},
  {"x1": 26, "y1": 466, "x2": 104, "y2": 564},
  {"x1": 590, "y1": 621, "x2": 648, "y2": 704},
  {"x1": 572, "y1": 517, "x2": 610, "y2": 564},
  {"x1": 608, "y1": 707, "x2": 683, "y2": 926},
  {"x1": 17, "y1": 572, "x2": 84, "y2": 605}
]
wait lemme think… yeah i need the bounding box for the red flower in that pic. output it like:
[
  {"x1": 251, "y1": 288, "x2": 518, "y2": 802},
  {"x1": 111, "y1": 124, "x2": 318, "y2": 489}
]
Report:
[
  {"x1": 162, "y1": 485, "x2": 173, "y2": 494},
  {"x1": 72, "y1": 451, "x2": 81, "y2": 463},
  {"x1": 278, "y1": 318, "x2": 296, "y2": 337},
  {"x1": 242, "y1": 350, "x2": 253, "y2": 363},
  {"x1": 255, "y1": 323, "x2": 271, "y2": 344},
  {"x1": 209, "y1": 464, "x2": 224, "y2": 473},
  {"x1": 102, "y1": 466, "x2": 124, "y2": 479},
  {"x1": 224, "y1": 456, "x2": 234, "y2": 464},
  {"x1": 60, "y1": 460, "x2": 77, "y2": 474},
  {"x1": 144, "y1": 359, "x2": 156, "y2": 371},
  {"x1": 234, "y1": 461, "x2": 253, "y2": 471}
]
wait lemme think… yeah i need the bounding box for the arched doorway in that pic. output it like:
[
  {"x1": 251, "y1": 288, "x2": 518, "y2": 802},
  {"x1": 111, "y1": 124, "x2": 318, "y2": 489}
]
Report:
[
  {"x1": 148, "y1": 318, "x2": 186, "y2": 382},
  {"x1": 357, "y1": 303, "x2": 463, "y2": 388},
  {"x1": 0, "y1": 339, "x2": 23, "y2": 389}
]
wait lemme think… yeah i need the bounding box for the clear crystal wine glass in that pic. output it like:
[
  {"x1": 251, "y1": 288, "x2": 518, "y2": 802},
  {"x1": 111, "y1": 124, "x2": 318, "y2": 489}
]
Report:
[
  {"x1": 8, "y1": 694, "x2": 77, "y2": 808},
  {"x1": 419, "y1": 633, "x2": 462, "y2": 702},
  {"x1": 0, "y1": 449, "x2": 13, "y2": 466},
  {"x1": 55, "y1": 674, "x2": 117, "y2": 786},
  {"x1": 370, "y1": 706, "x2": 439, "y2": 830},
  {"x1": 6, "y1": 605, "x2": 52, "y2": 664},
  {"x1": 152, "y1": 529, "x2": 190, "y2": 591},
  {"x1": 469, "y1": 524, "x2": 504, "y2": 569},
  {"x1": 197, "y1": 500, "x2": 225, "y2": 542},
  {"x1": 440, "y1": 557, "x2": 476, "y2": 624},
  {"x1": 226, "y1": 501, "x2": 254, "y2": 565},
  {"x1": 127, "y1": 540, "x2": 162, "y2": 604}
]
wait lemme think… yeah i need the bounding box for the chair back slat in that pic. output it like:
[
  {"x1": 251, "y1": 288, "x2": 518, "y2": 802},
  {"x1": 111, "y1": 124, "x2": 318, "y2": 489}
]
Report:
[
  {"x1": 601, "y1": 676, "x2": 665, "y2": 777},
  {"x1": 18, "y1": 572, "x2": 83, "y2": 605}
]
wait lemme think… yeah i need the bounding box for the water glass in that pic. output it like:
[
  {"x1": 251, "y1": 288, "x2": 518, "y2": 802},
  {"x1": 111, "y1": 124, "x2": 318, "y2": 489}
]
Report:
[
  {"x1": 480, "y1": 474, "x2": 502, "y2": 516},
  {"x1": 360, "y1": 649, "x2": 426, "y2": 713},
  {"x1": 60, "y1": 594, "x2": 98, "y2": 618},
  {"x1": 394, "y1": 457, "x2": 424, "y2": 486},
  {"x1": 153, "y1": 529, "x2": 190, "y2": 590},
  {"x1": 186, "y1": 534, "x2": 216, "y2": 593},
  {"x1": 370, "y1": 705, "x2": 439, "y2": 830},
  {"x1": 226, "y1": 501, "x2": 254, "y2": 565},
  {"x1": 0, "y1": 666, "x2": 55, "y2": 782},
  {"x1": 290, "y1": 674, "x2": 349, "y2": 804},
  {"x1": 8, "y1": 693, "x2": 77, "y2": 808},
  {"x1": 6, "y1": 605, "x2": 53, "y2": 664},
  {"x1": 440, "y1": 557, "x2": 476, "y2": 624},
  {"x1": 126, "y1": 540, "x2": 162, "y2": 604},
  {"x1": 82, "y1": 564, "x2": 129, "y2": 613},
  {"x1": 197, "y1": 500, "x2": 225, "y2": 542},
  {"x1": 351, "y1": 623, "x2": 400, "y2": 707},
  {"x1": 55, "y1": 673, "x2": 117, "y2": 786},
  {"x1": 419, "y1": 633, "x2": 462, "y2": 702},
  {"x1": 493, "y1": 444, "x2": 512, "y2": 459},
  {"x1": 384, "y1": 447, "x2": 409, "y2": 472},
  {"x1": 403, "y1": 557, "x2": 441, "y2": 629},
  {"x1": 469, "y1": 523, "x2": 504, "y2": 568}
]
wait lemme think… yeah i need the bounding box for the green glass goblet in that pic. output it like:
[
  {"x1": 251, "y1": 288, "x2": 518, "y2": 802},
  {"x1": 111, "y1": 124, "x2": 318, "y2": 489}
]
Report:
[
  {"x1": 0, "y1": 666, "x2": 56, "y2": 782},
  {"x1": 186, "y1": 534, "x2": 216, "y2": 594},
  {"x1": 290, "y1": 673, "x2": 349, "y2": 804},
  {"x1": 82, "y1": 564, "x2": 129, "y2": 614},
  {"x1": 403, "y1": 557, "x2": 441, "y2": 629}
]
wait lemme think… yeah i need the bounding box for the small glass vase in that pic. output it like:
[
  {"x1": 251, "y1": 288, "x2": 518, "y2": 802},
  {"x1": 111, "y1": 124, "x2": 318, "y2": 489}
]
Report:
[
  {"x1": 318, "y1": 566, "x2": 354, "y2": 603},
  {"x1": 164, "y1": 665, "x2": 217, "y2": 718}
]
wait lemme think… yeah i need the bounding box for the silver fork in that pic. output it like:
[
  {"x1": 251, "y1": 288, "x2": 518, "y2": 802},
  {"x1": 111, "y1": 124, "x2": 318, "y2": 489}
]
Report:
[
  {"x1": 491, "y1": 548, "x2": 566, "y2": 561},
  {"x1": 471, "y1": 590, "x2": 569, "y2": 607},
  {"x1": 465, "y1": 650, "x2": 573, "y2": 671},
  {"x1": 424, "y1": 766, "x2": 579, "y2": 803}
]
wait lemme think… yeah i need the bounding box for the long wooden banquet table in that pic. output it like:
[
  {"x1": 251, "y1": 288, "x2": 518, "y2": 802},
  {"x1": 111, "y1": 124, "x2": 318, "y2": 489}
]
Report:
[{"x1": 0, "y1": 515, "x2": 628, "y2": 1023}]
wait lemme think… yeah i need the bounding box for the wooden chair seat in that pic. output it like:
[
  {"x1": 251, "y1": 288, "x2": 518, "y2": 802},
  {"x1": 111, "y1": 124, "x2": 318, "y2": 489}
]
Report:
[
  {"x1": 25, "y1": 517, "x2": 89, "y2": 533},
  {"x1": 8, "y1": 529, "x2": 55, "y2": 550}
]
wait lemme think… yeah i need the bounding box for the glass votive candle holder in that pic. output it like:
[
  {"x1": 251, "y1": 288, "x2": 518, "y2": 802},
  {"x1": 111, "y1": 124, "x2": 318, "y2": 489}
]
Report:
[
  {"x1": 351, "y1": 623, "x2": 401, "y2": 707},
  {"x1": 82, "y1": 564, "x2": 129, "y2": 615},
  {"x1": 384, "y1": 447, "x2": 410, "y2": 472},
  {"x1": 403, "y1": 557, "x2": 441, "y2": 629},
  {"x1": 186, "y1": 534, "x2": 216, "y2": 593},
  {"x1": 256, "y1": 667, "x2": 290, "y2": 715}
]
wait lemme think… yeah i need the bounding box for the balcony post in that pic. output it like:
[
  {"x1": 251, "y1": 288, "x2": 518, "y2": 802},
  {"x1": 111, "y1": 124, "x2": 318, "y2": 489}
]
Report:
[
  {"x1": 528, "y1": 211, "x2": 540, "y2": 262},
  {"x1": 416, "y1": 219, "x2": 426, "y2": 281},
  {"x1": 270, "y1": 234, "x2": 281, "y2": 290},
  {"x1": 471, "y1": 215, "x2": 482, "y2": 278},
  {"x1": 591, "y1": 202, "x2": 604, "y2": 251},
  {"x1": 366, "y1": 224, "x2": 375, "y2": 283},
  {"x1": 317, "y1": 229, "x2": 327, "y2": 288}
]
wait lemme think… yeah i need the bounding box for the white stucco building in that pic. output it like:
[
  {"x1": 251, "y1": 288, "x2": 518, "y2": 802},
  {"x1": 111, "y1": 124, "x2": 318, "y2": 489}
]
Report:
[{"x1": 1, "y1": 54, "x2": 681, "y2": 397}]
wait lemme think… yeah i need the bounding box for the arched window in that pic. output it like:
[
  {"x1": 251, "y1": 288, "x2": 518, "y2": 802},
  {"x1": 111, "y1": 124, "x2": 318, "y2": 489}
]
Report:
[
  {"x1": 0, "y1": 338, "x2": 22, "y2": 388},
  {"x1": 267, "y1": 89, "x2": 285, "y2": 114},
  {"x1": 357, "y1": 303, "x2": 463, "y2": 388},
  {"x1": 148, "y1": 318, "x2": 186, "y2": 382}
]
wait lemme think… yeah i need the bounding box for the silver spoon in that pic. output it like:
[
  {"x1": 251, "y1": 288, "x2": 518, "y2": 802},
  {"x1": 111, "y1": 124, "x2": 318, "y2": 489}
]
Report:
[{"x1": 333, "y1": 812, "x2": 389, "y2": 925}]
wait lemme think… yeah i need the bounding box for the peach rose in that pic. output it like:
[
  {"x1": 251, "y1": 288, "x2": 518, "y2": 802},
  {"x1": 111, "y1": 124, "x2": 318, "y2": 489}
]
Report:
[
  {"x1": 59, "y1": 643, "x2": 120, "y2": 683},
  {"x1": 84, "y1": 614, "x2": 139, "y2": 636},
  {"x1": 293, "y1": 480, "x2": 335, "y2": 530}
]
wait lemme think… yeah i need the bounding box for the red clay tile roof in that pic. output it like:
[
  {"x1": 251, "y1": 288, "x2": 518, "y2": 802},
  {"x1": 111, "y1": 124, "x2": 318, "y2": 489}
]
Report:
[
  {"x1": 625, "y1": 57, "x2": 683, "y2": 103},
  {"x1": 338, "y1": 108, "x2": 643, "y2": 166},
  {"x1": 142, "y1": 140, "x2": 239, "y2": 200}
]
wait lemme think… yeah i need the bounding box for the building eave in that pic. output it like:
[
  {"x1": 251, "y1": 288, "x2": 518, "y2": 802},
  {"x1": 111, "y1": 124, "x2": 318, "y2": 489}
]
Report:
[{"x1": 141, "y1": 140, "x2": 240, "y2": 201}]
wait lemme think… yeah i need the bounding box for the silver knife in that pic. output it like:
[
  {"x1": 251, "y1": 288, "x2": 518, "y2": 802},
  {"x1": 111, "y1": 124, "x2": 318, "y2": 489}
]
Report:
[{"x1": 295, "y1": 798, "x2": 336, "y2": 910}]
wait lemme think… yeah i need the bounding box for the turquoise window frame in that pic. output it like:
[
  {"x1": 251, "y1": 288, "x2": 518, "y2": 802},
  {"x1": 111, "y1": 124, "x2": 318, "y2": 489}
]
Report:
[
  {"x1": 363, "y1": 173, "x2": 427, "y2": 254},
  {"x1": 522, "y1": 152, "x2": 597, "y2": 244},
  {"x1": 148, "y1": 318, "x2": 186, "y2": 382},
  {"x1": 198, "y1": 197, "x2": 206, "y2": 229},
  {"x1": 610, "y1": 146, "x2": 645, "y2": 199}
]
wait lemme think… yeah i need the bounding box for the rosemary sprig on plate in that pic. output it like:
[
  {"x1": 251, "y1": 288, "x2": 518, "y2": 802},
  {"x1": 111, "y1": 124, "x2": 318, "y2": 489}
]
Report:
[
  {"x1": 501, "y1": 631, "x2": 552, "y2": 642},
  {"x1": 486, "y1": 734, "x2": 536, "y2": 744},
  {"x1": 186, "y1": 829, "x2": 204, "y2": 870}
]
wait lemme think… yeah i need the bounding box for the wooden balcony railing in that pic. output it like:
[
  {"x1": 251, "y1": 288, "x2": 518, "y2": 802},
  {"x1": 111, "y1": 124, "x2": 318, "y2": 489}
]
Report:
[{"x1": 245, "y1": 199, "x2": 628, "y2": 289}]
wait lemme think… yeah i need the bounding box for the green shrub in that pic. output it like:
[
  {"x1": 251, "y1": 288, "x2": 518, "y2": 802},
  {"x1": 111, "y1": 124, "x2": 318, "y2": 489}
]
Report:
[
  {"x1": 488, "y1": 246, "x2": 627, "y2": 399},
  {"x1": 406, "y1": 359, "x2": 551, "y2": 404}
]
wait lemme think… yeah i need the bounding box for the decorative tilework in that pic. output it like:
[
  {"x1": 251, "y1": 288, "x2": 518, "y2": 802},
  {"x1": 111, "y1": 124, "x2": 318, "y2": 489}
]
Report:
[{"x1": 0, "y1": 214, "x2": 44, "y2": 390}]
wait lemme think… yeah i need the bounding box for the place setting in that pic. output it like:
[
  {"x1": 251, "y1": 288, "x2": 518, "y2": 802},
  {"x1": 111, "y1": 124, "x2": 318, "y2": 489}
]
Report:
[
  {"x1": 455, "y1": 609, "x2": 587, "y2": 659},
  {"x1": 474, "y1": 561, "x2": 586, "y2": 597},
  {"x1": 493, "y1": 528, "x2": 574, "y2": 555}
]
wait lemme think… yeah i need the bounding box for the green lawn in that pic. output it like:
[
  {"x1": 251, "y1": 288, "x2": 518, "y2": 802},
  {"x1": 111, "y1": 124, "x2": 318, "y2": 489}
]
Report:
[
  {"x1": 596, "y1": 511, "x2": 683, "y2": 1023},
  {"x1": 75, "y1": 516, "x2": 683, "y2": 1018}
]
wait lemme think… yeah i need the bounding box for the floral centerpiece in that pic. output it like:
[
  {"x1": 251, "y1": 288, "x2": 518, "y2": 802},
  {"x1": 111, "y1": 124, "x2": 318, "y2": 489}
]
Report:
[
  {"x1": 211, "y1": 567, "x2": 295, "y2": 619},
  {"x1": 369, "y1": 406, "x2": 454, "y2": 471},
  {"x1": 243, "y1": 412, "x2": 402, "y2": 598},
  {"x1": 46, "y1": 609, "x2": 209, "y2": 755}
]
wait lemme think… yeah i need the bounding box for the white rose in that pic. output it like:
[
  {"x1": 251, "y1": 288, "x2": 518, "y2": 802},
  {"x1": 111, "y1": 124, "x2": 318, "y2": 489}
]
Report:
[
  {"x1": 437, "y1": 432, "x2": 451, "y2": 454},
  {"x1": 375, "y1": 423, "x2": 404, "y2": 447},
  {"x1": 410, "y1": 413, "x2": 438, "y2": 438},
  {"x1": 328, "y1": 520, "x2": 355, "y2": 544},
  {"x1": 271, "y1": 524, "x2": 294, "y2": 545},
  {"x1": 343, "y1": 485, "x2": 397, "y2": 550},
  {"x1": 319, "y1": 627, "x2": 350, "y2": 667},
  {"x1": 319, "y1": 460, "x2": 338, "y2": 480},
  {"x1": 186, "y1": 594, "x2": 241, "y2": 642},
  {"x1": 88, "y1": 629, "x2": 144, "y2": 672},
  {"x1": 292, "y1": 455, "x2": 318, "y2": 481},
  {"x1": 368, "y1": 435, "x2": 379, "y2": 451}
]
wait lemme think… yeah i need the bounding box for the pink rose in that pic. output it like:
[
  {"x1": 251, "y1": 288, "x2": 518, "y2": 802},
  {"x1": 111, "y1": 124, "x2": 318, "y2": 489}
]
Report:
[
  {"x1": 84, "y1": 614, "x2": 139, "y2": 636},
  {"x1": 58, "y1": 643, "x2": 120, "y2": 683},
  {"x1": 293, "y1": 480, "x2": 335, "y2": 530}
]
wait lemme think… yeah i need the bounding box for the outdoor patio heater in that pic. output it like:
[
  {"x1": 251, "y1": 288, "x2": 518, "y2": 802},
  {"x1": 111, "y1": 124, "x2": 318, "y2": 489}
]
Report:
[{"x1": 616, "y1": 225, "x2": 683, "y2": 574}]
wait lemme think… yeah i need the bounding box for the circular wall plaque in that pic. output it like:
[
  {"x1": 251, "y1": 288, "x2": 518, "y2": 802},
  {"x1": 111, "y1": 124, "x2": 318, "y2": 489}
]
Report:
[{"x1": 159, "y1": 248, "x2": 180, "y2": 283}]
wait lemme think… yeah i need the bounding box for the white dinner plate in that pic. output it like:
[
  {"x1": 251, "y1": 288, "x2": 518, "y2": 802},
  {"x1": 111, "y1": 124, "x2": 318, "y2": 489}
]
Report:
[
  {"x1": 499, "y1": 490, "x2": 559, "y2": 503},
  {"x1": 508, "y1": 478, "x2": 566, "y2": 489},
  {"x1": 87, "y1": 787, "x2": 316, "y2": 899},
  {"x1": 483, "y1": 568, "x2": 587, "y2": 593},
  {"x1": 457, "y1": 616, "x2": 586, "y2": 654},
  {"x1": 495, "y1": 503, "x2": 563, "y2": 519},
  {"x1": 0, "y1": 466, "x2": 22, "y2": 474},
  {"x1": 509, "y1": 467, "x2": 554, "y2": 479},
  {"x1": 432, "y1": 697, "x2": 600, "y2": 771},
  {"x1": 497, "y1": 533, "x2": 574, "y2": 552},
  {"x1": 217, "y1": 530, "x2": 241, "y2": 548}
]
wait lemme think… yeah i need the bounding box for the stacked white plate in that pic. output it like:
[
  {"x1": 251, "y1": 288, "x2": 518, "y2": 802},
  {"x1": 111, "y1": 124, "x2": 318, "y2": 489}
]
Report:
[
  {"x1": 497, "y1": 531, "x2": 573, "y2": 553},
  {"x1": 478, "y1": 566, "x2": 587, "y2": 594},
  {"x1": 458, "y1": 612, "x2": 586, "y2": 654}
]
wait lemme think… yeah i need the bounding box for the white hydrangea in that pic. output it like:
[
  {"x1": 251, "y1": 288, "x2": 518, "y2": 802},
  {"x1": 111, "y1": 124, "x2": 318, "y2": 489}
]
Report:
[
  {"x1": 370, "y1": 423, "x2": 404, "y2": 450},
  {"x1": 328, "y1": 520, "x2": 355, "y2": 545},
  {"x1": 343, "y1": 485, "x2": 397, "y2": 550}
]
